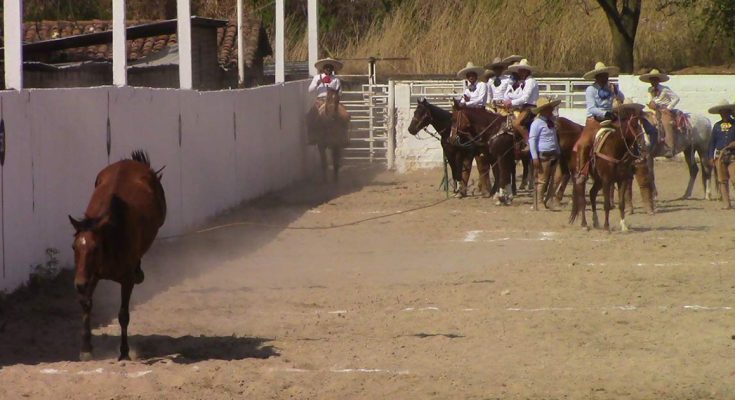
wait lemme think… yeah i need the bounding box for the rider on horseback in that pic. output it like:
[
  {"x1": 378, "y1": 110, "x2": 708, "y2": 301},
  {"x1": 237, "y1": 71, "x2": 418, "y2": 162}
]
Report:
[
  {"x1": 484, "y1": 56, "x2": 514, "y2": 114},
  {"x1": 640, "y1": 68, "x2": 681, "y2": 158},
  {"x1": 307, "y1": 58, "x2": 348, "y2": 144},
  {"x1": 457, "y1": 62, "x2": 487, "y2": 109},
  {"x1": 708, "y1": 99, "x2": 735, "y2": 209},
  {"x1": 574, "y1": 61, "x2": 624, "y2": 183},
  {"x1": 503, "y1": 59, "x2": 539, "y2": 148},
  {"x1": 529, "y1": 97, "x2": 563, "y2": 211}
]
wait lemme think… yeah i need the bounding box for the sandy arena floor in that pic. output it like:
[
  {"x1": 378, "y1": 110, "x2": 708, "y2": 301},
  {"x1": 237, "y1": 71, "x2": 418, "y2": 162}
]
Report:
[{"x1": 1, "y1": 159, "x2": 734, "y2": 400}]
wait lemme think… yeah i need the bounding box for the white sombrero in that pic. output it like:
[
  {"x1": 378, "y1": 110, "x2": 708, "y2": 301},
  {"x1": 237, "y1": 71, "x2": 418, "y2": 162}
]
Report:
[
  {"x1": 507, "y1": 59, "x2": 534, "y2": 73},
  {"x1": 614, "y1": 98, "x2": 645, "y2": 112},
  {"x1": 532, "y1": 97, "x2": 562, "y2": 114},
  {"x1": 639, "y1": 68, "x2": 670, "y2": 83},
  {"x1": 708, "y1": 99, "x2": 735, "y2": 114},
  {"x1": 456, "y1": 62, "x2": 485, "y2": 78},
  {"x1": 314, "y1": 58, "x2": 344, "y2": 72},
  {"x1": 582, "y1": 61, "x2": 620, "y2": 80},
  {"x1": 502, "y1": 54, "x2": 523, "y2": 65},
  {"x1": 485, "y1": 57, "x2": 507, "y2": 69}
]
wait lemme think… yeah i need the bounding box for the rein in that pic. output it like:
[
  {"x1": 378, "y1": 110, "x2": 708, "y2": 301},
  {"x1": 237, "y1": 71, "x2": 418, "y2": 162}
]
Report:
[{"x1": 451, "y1": 111, "x2": 505, "y2": 149}]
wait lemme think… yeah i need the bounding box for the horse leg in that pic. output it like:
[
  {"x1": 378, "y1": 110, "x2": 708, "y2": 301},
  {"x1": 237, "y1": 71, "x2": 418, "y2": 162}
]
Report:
[
  {"x1": 682, "y1": 146, "x2": 697, "y2": 199},
  {"x1": 519, "y1": 155, "x2": 530, "y2": 190},
  {"x1": 699, "y1": 149, "x2": 713, "y2": 201},
  {"x1": 457, "y1": 154, "x2": 472, "y2": 198},
  {"x1": 590, "y1": 179, "x2": 601, "y2": 229},
  {"x1": 619, "y1": 179, "x2": 629, "y2": 232},
  {"x1": 603, "y1": 181, "x2": 613, "y2": 231},
  {"x1": 625, "y1": 177, "x2": 634, "y2": 215},
  {"x1": 118, "y1": 282, "x2": 134, "y2": 361},
  {"x1": 78, "y1": 279, "x2": 98, "y2": 361},
  {"x1": 478, "y1": 154, "x2": 492, "y2": 198},
  {"x1": 318, "y1": 145, "x2": 328, "y2": 183},
  {"x1": 553, "y1": 160, "x2": 569, "y2": 207},
  {"x1": 332, "y1": 146, "x2": 341, "y2": 182}
]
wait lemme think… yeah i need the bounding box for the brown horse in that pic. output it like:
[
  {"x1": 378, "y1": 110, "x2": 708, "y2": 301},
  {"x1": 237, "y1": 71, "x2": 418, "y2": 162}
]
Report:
[
  {"x1": 549, "y1": 117, "x2": 585, "y2": 205},
  {"x1": 569, "y1": 116, "x2": 654, "y2": 231},
  {"x1": 408, "y1": 99, "x2": 490, "y2": 196},
  {"x1": 309, "y1": 88, "x2": 350, "y2": 182},
  {"x1": 69, "y1": 150, "x2": 166, "y2": 361},
  {"x1": 450, "y1": 101, "x2": 515, "y2": 204}
]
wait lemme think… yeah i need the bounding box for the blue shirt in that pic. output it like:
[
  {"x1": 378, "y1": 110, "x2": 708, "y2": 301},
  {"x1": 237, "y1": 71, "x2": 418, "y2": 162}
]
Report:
[
  {"x1": 709, "y1": 118, "x2": 735, "y2": 159},
  {"x1": 529, "y1": 115, "x2": 560, "y2": 160},
  {"x1": 586, "y1": 83, "x2": 624, "y2": 119}
]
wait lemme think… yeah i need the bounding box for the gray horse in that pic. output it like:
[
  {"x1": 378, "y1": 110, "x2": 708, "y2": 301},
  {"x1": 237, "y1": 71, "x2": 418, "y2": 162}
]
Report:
[{"x1": 641, "y1": 112, "x2": 713, "y2": 200}]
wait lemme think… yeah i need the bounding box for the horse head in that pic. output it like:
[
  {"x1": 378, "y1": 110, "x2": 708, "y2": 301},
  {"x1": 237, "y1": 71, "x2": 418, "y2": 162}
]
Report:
[
  {"x1": 408, "y1": 98, "x2": 432, "y2": 135},
  {"x1": 69, "y1": 195, "x2": 124, "y2": 293},
  {"x1": 324, "y1": 88, "x2": 341, "y2": 118}
]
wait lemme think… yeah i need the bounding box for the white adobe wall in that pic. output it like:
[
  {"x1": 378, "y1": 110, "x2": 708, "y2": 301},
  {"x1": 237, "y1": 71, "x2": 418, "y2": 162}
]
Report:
[
  {"x1": 395, "y1": 75, "x2": 735, "y2": 172},
  {"x1": 0, "y1": 81, "x2": 316, "y2": 291}
]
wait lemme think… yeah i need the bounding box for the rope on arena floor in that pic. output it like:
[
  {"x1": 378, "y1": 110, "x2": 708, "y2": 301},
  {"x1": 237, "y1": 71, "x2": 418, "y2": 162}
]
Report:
[{"x1": 156, "y1": 197, "x2": 451, "y2": 241}]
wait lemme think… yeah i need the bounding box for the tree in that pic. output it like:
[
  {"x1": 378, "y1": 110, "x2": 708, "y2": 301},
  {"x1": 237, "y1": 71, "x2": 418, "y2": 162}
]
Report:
[{"x1": 595, "y1": 0, "x2": 641, "y2": 72}]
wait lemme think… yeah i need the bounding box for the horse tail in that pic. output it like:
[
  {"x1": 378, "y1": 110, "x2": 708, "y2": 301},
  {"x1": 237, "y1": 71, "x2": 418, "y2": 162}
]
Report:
[
  {"x1": 130, "y1": 150, "x2": 151, "y2": 166},
  {"x1": 569, "y1": 181, "x2": 580, "y2": 224}
]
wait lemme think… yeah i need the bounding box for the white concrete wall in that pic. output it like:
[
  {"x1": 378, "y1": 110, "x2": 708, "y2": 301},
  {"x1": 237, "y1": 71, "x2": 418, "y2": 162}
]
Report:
[
  {"x1": 395, "y1": 75, "x2": 735, "y2": 171},
  {"x1": 0, "y1": 81, "x2": 315, "y2": 291}
]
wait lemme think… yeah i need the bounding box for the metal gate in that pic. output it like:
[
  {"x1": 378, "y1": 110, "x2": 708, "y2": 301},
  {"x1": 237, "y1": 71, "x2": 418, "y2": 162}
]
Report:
[{"x1": 341, "y1": 84, "x2": 391, "y2": 164}]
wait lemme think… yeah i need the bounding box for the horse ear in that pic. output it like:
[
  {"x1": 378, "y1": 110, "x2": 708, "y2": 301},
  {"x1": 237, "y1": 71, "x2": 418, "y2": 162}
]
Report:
[
  {"x1": 419, "y1": 97, "x2": 426, "y2": 104},
  {"x1": 69, "y1": 215, "x2": 83, "y2": 233}
]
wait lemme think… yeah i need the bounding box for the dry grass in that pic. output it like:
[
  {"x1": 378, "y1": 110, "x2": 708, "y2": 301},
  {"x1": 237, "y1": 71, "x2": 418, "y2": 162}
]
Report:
[{"x1": 281, "y1": 0, "x2": 731, "y2": 76}]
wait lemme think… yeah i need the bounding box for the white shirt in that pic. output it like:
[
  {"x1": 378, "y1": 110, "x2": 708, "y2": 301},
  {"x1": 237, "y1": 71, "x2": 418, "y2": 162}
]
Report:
[
  {"x1": 309, "y1": 73, "x2": 342, "y2": 98},
  {"x1": 647, "y1": 84, "x2": 680, "y2": 110},
  {"x1": 506, "y1": 76, "x2": 539, "y2": 107},
  {"x1": 459, "y1": 81, "x2": 487, "y2": 108},
  {"x1": 486, "y1": 74, "x2": 510, "y2": 103}
]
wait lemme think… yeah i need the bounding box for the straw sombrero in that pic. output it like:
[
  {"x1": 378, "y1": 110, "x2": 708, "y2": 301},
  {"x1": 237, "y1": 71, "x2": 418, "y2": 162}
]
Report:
[
  {"x1": 614, "y1": 98, "x2": 645, "y2": 112},
  {"x1": 314, "y1": 58, "x2": 343, "y2": 72},
  {"x1": 502, "y1": 54, "x2": 523, "y2": 65},
  {"x1": 457, "y1": 62, "x2": 485, "y2": 78},
  {"x1": 708, "y1": 99, "x2": 735, "y2": 114},
  {"x1": 582, "y1": 61, "x2": 620, "y2": 80},
  {"x1": 485, "y1": 57, "x2": 506, "y2": 70},
  {"x1": 532, "y1": 97, "x2": 562, "y2": 114},
  {"x1": 639, "y1": 68, "x2": 670, "y2": 83},
  {"x1": 507, "y1": 59, "x2": 534, "y2": 73}
]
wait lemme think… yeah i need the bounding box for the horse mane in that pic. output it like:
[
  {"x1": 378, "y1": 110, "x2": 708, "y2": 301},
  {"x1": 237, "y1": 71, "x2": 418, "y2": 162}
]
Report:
[
  {"x1": 425, "y1": 101, "x2": 450, "y2": 119},
  {"x1": 130, "y1": 150, "x2": 150, "y2": 166}
]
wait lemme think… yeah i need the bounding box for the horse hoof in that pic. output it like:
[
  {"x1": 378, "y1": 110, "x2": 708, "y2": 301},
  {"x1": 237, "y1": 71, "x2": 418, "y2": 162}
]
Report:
[
  {"x1": 79, "y1": 352, "x2": 93, "y2": 362},
  {"x1": 118, "y1": 354, "x2": 131, "y2": 362}
]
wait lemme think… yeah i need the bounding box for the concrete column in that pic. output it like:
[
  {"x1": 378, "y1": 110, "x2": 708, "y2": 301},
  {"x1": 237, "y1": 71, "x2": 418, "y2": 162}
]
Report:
[
  {"x1": 308, "y1": 0, "x2": 319, "y2": 76},
  {"x1": 112, "y1": 0, "x2": 127, "y2": 86},
  {"x1": 3, "y1": 0, "x2": 24, "y2": 90},
  {"x1": 177, "y1": 0, "x2": 193, "y2": 89},
  {"x1": 237, "y1": 0, "x2": 245, "y2": 86},
  {"x1": 387, "y1": 80, "x2": 396, "y2": 170},
  {"x1": 275, "y1": 0, "x2": 285, "y2": 83}
]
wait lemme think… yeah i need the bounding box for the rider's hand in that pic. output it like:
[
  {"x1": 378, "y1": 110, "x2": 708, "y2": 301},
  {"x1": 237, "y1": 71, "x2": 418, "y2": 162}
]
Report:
[
  {"x1": 464, "y1": 94, "x2": 470, "y2": 101},
  {"x1": 503, "y1": 100, "x2": 512, "y2": 108},
  {"x1": 604, "y1": 111, "x2": 614, "y2": 120},
  {"x1": 532, "y1": 159, "x2": 541, "y2": 169}
]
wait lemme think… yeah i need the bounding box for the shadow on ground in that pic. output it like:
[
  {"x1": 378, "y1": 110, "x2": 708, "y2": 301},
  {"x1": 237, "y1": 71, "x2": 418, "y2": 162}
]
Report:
[{"x1": 0, "y1": 164, "x2": 383, "y2": 366}]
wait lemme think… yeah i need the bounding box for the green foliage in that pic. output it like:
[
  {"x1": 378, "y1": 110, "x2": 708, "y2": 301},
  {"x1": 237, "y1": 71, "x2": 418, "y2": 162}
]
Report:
[
  {"x1": 23, "y1": 0, "x2": 111, "y2": 20},
  {"x1": 702, "y1": 0, "x2": 735, "y2": 53}
]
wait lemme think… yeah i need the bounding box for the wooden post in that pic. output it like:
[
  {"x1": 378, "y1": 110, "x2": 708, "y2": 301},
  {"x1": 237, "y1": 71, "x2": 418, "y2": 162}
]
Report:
[
  {"x1": 307, "y1": 0, "x2": 319, "y2": 76},
  {"x1": 275, "y1": 0, "x2": 285, "y2": 83},
  {"x1": 177, "y1": 0, "x2": 193, "y2": 89},
  {"x1": 112, "y1": 0, "x2": 127, "y2": 86},
  {"x1": 237, "y1": 0, "x2": 245, "y2": 86},
  {"x1": 3, "y1": 0, "x2": 23, "y2": 90}
]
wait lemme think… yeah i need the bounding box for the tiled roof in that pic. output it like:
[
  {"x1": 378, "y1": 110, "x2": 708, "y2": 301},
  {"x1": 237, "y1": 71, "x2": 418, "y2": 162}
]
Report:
[{"x1": 9, "y1": 15, "x2": 270, "y2": 68}]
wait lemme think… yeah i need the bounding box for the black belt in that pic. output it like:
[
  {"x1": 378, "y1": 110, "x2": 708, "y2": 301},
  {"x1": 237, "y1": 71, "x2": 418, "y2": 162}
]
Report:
[{"x1": 539, "y1": 151, "x2": 559, "y2": 158}]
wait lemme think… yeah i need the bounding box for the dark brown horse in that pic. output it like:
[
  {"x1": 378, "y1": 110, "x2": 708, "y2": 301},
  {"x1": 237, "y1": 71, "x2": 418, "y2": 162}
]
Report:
[
  {"x1": 408, "y1": 99, "x2": 490, "y2": 196},
  {"x1": 69, "y1": 151, "x2": 166, "y2": 361},
  {"x1": 549, "y1": 117, "x2": 585, "y2": 206},
  {"x1": 450, "y1": 102, "x2": 515, "y2": 204},
  {"x1": 310, "y1": 88, "x2": 350, "y2": 182},
  {"x1": 569, "y1": 116, "x2": 654, "y2": 231}
]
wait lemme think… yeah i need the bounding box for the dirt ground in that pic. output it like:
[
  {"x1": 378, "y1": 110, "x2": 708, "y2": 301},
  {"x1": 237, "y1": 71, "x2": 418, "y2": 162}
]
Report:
[{"x1": 1, "y1": 159, "x2": 734, "y2": 400}]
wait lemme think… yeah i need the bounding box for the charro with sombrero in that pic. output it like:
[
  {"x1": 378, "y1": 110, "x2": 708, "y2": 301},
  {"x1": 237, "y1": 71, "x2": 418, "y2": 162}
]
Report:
[
  {"x1": 502, "y1": 58, "x2": 540, "y2": 147},
  {"x1": 573, "y1": 61, "x2": 625, "y2": 183},
  {"x1": 640, "y1": 68, "x2": 681, "y2": 158},
  {"x1": 529, "y1": 96, "x2": 562, "y2": 211},
  {"x1": 708, "y1": 99, "x2": 735, "y2": 209},
  {"x1": 307, "y1": 58, "x2": 349, "y2": 145},
  {"x1": 483, "y1": 57, "x2": 511, "y2": 114},
  {"x1": 457, "y1": 62, "x2": 487, "y2": 109}
]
